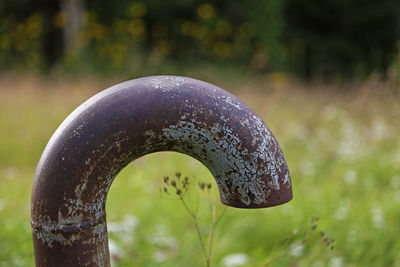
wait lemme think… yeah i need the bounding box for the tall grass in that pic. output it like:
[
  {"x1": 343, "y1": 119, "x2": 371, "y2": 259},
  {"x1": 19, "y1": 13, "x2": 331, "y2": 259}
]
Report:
[{"x1": 0, "y1": 75, "x2": 399, "y2": 266}]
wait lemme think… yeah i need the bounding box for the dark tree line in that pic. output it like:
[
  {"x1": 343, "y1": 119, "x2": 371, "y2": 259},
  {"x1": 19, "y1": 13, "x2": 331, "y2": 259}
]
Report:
[
  {"x1": 284, "y1": 0, "x2": 400, "y2": 79},
  {"x1": 0, "y1": 0, "x2": 399, "y2": 78}
]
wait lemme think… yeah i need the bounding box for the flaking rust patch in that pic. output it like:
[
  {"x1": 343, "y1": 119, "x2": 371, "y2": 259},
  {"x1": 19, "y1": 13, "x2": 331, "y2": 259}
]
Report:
[
  {"x1": 136, "y1": 76, "x2": 290, "y2": 206},
  {"x1": 32, "y1": 212, "x2": 107, "y2": 248},
  {"x1": 149, "y1": 116, "x2": 284, "y2": 206},
  {"x1": 149, "y1": 76, "x2": 187, "y2": 91}
]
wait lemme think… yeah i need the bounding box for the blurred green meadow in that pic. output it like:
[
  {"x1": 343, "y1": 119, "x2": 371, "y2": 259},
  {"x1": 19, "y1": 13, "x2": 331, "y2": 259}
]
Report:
[{"x1": 0, "y1": 74, "x2": 399, "y2": 266}]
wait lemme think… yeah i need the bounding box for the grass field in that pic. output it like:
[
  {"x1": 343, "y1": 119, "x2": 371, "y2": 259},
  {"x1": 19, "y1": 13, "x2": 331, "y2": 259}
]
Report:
[{"x1": 0, "y1": 74, "x2": 399, "y2": 266}]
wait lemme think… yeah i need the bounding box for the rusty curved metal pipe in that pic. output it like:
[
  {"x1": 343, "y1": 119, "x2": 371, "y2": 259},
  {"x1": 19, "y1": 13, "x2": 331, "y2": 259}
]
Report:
[{"x1": 31, "y1": 76, "x2": 292, "y2": 266}]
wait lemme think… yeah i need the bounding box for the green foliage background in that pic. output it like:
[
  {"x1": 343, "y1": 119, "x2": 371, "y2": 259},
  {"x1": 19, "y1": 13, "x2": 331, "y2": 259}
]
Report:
[
  {"x1": 0, "y1": 0, "x2": 398, "y2": 78},
  {"x1": 0, "y1": 77, "x2": 399, "y2": 266}
]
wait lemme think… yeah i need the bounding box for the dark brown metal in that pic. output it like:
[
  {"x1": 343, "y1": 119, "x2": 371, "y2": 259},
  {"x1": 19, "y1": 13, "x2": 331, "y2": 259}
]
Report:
[{"x1": 31, "y1": 76, "x2": 292, "y2": 266}]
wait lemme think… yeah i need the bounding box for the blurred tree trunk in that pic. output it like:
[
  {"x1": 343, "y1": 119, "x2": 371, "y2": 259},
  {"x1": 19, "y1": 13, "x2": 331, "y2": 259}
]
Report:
[{"x1": 61, "y1": 0, "x2": 85, "y2": 52}]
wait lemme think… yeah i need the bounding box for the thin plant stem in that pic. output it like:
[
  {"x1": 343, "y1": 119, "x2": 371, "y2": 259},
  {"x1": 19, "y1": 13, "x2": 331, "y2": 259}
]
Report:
[
  {"x1": 179, "y1": 196, "x2": 208, "y2": 260},
  {"x1": 206, "y1": 199, "x2": 217, "y2": 267},
  {"x1": 268, "y1": 232, "x2": 296, "y2": 260},
  {"x1": 164, "y1": 176, "x2": 228, "y2": 267},
  {"x1": 215, "y1": 206, "x2": 228, "y2": 226},
  {"x1": 263, "y1": 226, "x2": 313, "y2": 266}
]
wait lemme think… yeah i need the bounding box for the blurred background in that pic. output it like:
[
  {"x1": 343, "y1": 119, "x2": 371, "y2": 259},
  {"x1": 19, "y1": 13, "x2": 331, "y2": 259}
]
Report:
[
  {"x1": 1, "y1": 0, "x2": 399, "y2": 79},
  {"x1": 0, "y1": 1, "x2": 400, "y2": 266}
]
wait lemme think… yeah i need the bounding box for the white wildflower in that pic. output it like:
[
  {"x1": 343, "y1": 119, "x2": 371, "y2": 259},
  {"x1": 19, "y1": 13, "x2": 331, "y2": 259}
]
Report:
[
  {"x1": 148, "y1": 224, "x2": 178, "y2": 262},
  {"x1": 371, "y1": 116, "x2": 393, "y2": 140},
  {"x1": 107, "y1": 215, "x2": 139, "y2": 233},
  {"x1": 302, "y1": 161, "x2": 315, "y2": 176},
  {"x1": 371, "y1": 206, "x2": 385, "y2": 229},
  {"x1": 329, "y1": 256, "x2": 343, "y2": 267},
  {"x1": 289, "y1": 241, "x2": 304, "y2": 257},
  {"x1": 335, "y1": 198, "x2": 351, "y2": 221},
  {"x1": 337, "y1": 119, "x2": 363, "y2": 160},
  {"x1": 346, "y1": 229, "x2": 357, "y2": 243},
  {"x1": 344, "y1": 170, "x2": 357, "y2": 184},
  {"x1": 153, "y1": 250, "x2": 169, "y2": 262},
  {"x1": 390, "y1": 175, "x2": 400, "y2": 189},
  {"x1": 221, "y1": 253, "x2": 249, "y2": 267},
  {"x1": 108, "y1": 239, "x2": 122, "y2": 262}
]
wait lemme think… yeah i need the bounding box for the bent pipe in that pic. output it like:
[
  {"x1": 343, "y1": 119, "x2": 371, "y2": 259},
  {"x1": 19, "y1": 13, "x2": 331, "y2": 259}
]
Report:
[{"x1": 31, "y1": 76, "x2": 292, "y2": 266}]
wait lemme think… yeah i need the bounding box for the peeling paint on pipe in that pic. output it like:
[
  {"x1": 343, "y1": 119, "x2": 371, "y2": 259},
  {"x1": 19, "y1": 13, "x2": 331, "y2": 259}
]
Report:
[{"x1": 31, "y1": 76, "x2": 292, "y2": 266}]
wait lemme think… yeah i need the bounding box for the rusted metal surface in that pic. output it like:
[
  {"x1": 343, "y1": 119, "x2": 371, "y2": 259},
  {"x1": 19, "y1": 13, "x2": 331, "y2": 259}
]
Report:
[{"x1": 31, "y1": 76, "x2": 292, "y2": 266}]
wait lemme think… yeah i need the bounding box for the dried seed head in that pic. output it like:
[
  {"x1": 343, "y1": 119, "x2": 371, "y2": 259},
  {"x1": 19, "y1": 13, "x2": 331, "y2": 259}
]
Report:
[
  {"x1": 171, "y1": 180, "x2": 177, "y2": 187},
  {"x1": 176, "y1": 189, "x2": 182, "y2": 196},
  {"x1": 163, "y1": 176, "x2": 169, "y2": 183},
  {"x1": 183, "y1": 177, "x2": 189, "y2": 188},
  {"x1": 176, "y1": 172, "x2": 181, "y2": 179},
  {"x1": 312, "y1": 217, "x2": 319, "y2": 223},
  {"x1": 199, "y1": 182, "x2": 205, "y2": 191}
]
